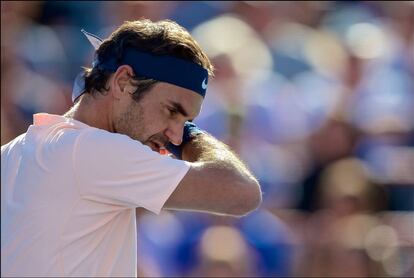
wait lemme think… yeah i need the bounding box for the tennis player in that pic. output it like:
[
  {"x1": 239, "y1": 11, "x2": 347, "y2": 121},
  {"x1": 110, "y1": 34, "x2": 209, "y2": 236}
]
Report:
[{"x1": 1, "y1": 19, "x2": 261, "y2": 276}]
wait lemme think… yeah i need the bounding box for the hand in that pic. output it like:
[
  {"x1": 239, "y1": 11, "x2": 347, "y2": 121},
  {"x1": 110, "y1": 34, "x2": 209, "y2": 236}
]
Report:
[{"x1": 165, "y1": 121, "x2": 203, "y2": 159}]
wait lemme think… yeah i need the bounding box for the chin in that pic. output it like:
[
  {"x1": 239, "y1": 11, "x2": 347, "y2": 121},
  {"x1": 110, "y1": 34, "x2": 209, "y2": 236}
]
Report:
[{"x1": 145, "y1": 141, "x2": 160, "y2": 153}]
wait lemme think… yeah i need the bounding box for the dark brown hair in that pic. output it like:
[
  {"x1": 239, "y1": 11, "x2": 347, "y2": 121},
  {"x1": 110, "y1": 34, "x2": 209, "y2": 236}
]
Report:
[{"x1": 82, "y1": 19, "x2": 214, "y2": 102}]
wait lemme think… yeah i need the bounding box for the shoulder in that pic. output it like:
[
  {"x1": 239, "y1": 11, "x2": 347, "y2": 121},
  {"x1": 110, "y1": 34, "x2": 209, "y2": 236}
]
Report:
[
  {"x1": 1, "y1": 133, "x2": 26, "y2": 154},
  {"x1": 75, "y1": 127, "x2": 154, "y2": 158}
]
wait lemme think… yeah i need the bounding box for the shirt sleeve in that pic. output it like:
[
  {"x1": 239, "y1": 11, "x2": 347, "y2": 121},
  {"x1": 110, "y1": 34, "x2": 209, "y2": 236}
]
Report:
[{"x1": 73, "y1": 128, "x2": 190, "y2": 214}]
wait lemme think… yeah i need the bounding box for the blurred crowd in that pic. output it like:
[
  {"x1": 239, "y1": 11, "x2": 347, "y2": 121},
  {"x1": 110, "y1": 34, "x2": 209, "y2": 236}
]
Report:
[{"x1": 1, "y1": 1, "x2": 413, "y2": 277}]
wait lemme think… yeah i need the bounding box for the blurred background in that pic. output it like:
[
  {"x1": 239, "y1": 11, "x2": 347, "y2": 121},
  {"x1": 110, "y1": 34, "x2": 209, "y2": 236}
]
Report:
[{"x1": 1, "y1": 1, "x2": 413, "y2": 277}]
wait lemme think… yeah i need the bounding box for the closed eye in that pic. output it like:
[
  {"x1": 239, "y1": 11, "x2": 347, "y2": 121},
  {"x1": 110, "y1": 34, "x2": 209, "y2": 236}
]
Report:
[
  {"x1": 167, "y1": 107, "x2": 178, "y2": 117},
  {"x1": 165, "y1": 101, "x2": 193, "y2": 121}
]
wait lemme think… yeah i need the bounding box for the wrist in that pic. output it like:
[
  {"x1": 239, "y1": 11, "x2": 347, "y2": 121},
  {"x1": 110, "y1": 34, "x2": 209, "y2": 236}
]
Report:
[
  {"x1": 165, "y1": 122, "x2": 204, "y2": 159},
  {"x1": 182, "y1": 122, "x2": 203, "y2": 143}
]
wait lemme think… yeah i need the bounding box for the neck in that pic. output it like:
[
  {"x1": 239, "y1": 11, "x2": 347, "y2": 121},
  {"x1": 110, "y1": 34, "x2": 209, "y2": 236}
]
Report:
[{"x1": 64, "y1": 94, "x2": 115, "y2": 132}]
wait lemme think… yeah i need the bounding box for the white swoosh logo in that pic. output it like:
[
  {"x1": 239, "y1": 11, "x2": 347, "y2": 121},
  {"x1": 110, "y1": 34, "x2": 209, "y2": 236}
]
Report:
[{"x1": 201, "y1": 78, "x2": 208, "y2": 90}]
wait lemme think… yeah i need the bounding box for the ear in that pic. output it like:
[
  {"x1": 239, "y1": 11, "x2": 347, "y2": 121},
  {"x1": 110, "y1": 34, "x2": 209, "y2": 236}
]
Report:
[{"x1": 111, "y1": 65, "x2": 135, "y2": 100}]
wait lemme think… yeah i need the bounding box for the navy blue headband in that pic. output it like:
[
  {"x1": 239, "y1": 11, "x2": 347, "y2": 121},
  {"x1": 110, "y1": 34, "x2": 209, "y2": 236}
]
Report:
[{"x1": 72, "y1": 29, "x2": 209, "y2": 102}]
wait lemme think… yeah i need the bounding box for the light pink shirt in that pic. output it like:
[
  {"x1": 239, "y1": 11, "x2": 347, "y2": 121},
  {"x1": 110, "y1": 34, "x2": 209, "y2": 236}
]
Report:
[{"x1": 1, "y1": 113, "x2": 190, "y2": 276}]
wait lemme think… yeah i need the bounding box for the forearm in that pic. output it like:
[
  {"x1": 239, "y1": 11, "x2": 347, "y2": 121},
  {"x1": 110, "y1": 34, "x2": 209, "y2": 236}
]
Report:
[
  {"x1": 182, "y1": 132, "x2": 259, "y2": 184},
  {"x1": 164, "y1": 123, "x2": 262, "y2": 216}
]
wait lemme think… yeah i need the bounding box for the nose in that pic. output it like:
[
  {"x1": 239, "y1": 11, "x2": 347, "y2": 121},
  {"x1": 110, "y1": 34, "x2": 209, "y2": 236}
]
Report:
[{"x1": 165, "y1": 121, "x2": 184, "y2": 146}]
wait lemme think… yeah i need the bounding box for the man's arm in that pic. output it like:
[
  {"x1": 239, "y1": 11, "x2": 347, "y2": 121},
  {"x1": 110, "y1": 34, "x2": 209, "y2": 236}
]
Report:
[{"x1": 163, "y1": 132, "x2": 262, "y2": 216}]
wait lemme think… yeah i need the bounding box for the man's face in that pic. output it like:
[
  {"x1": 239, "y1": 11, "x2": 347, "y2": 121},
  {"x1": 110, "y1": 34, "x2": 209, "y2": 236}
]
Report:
[{"x1": 113, "y1": 82, "x2": 203, "y2": 152}]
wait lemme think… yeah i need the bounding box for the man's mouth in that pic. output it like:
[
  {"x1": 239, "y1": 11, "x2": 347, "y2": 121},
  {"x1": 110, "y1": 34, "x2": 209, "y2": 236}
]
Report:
[
  {"x1": 148, "y1": 140, "x2": 164, "y2": 153},
  {"x1": 146, "y1": 134, "x2": 169, "y2": 153}
]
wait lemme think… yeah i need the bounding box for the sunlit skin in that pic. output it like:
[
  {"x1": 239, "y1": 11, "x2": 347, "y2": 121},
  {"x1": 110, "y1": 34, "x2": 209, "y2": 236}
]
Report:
[
  {"x1": 113, "y1": 83, "x2": 204, "y2": 153},
  {"x1": 69, "y1": 65, "x2": 204, "y2": 152}
]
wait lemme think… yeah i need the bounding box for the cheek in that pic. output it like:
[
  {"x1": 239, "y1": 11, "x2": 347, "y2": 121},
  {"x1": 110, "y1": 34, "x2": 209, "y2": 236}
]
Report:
[
  {"x1": 149, "y1": 105, "x2": 170, "y2": 125},
  {"x1": 141, "y1": 106, "x2": 167, "y2": 135}
]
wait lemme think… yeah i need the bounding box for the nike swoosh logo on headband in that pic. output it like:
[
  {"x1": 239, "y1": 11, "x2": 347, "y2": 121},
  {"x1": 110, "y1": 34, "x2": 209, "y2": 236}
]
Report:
[{"x1": 202, "y1": 78, "x2": 208, "y2": 90}]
